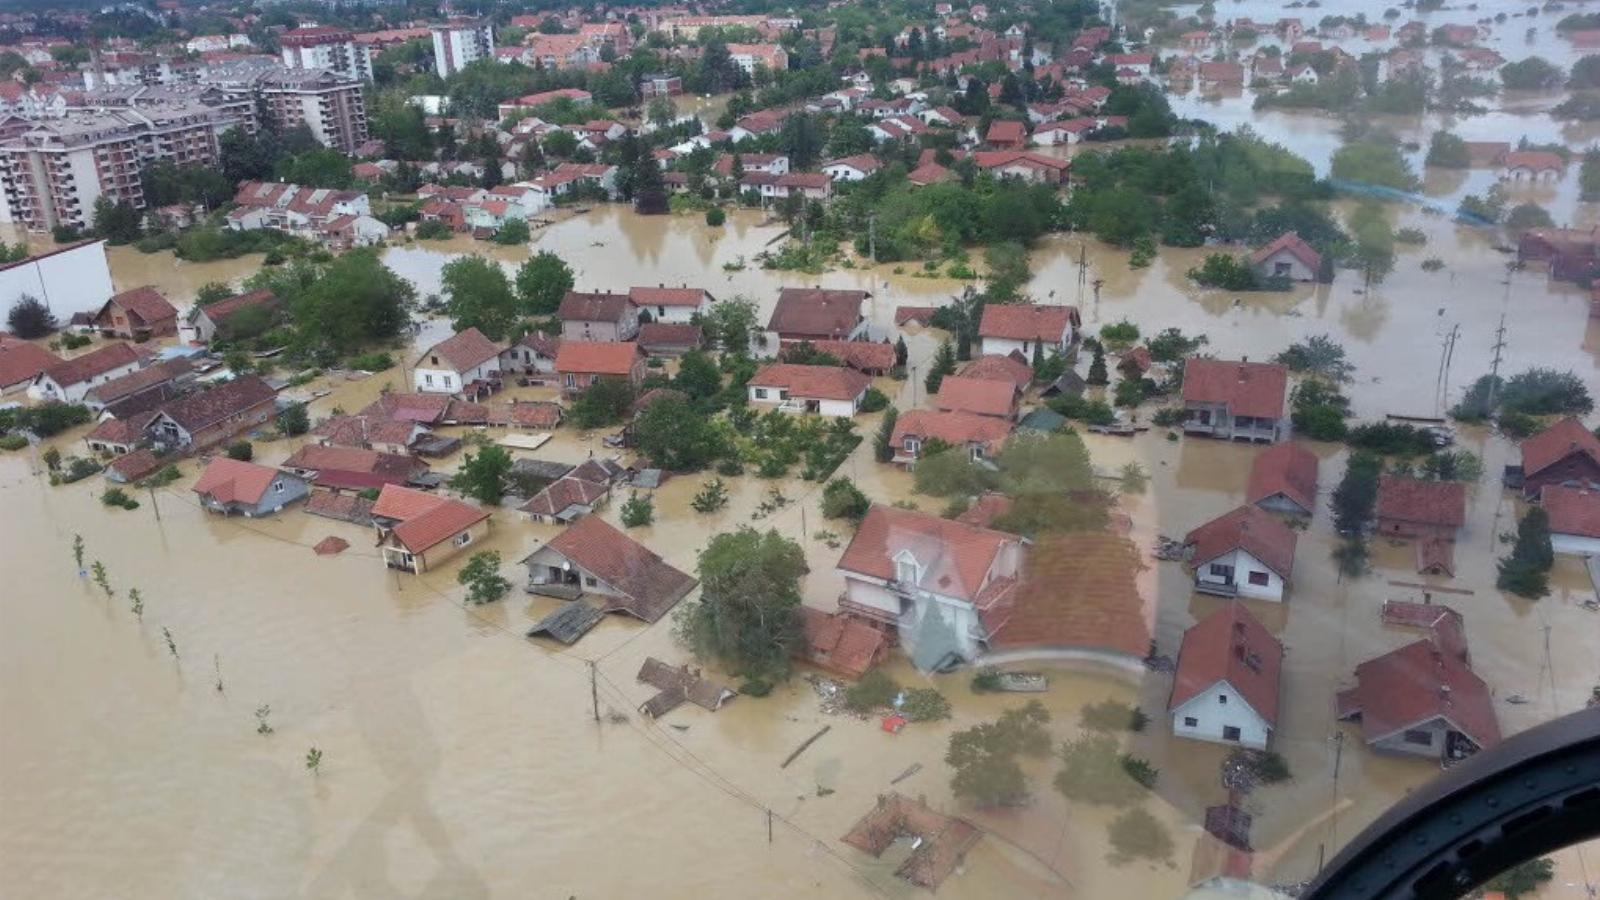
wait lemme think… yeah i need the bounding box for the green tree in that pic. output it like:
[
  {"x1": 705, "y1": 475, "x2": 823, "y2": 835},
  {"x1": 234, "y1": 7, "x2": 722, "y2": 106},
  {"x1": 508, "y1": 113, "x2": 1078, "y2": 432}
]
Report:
[
  {"x1": 1331, "y1": 452, "x2": 1382, "y2": 535},
  {"x1": 674, "y1": 528, "x2": 808, "y2": 679},
  {"x1": 1331, "y1": 136, "x2": 1420, "y2": 191},
  {"x1": 226, "y1": 441, "x2": 253, "y2": 461},
  {"x1": 691, "y1": 478, "x2": 730, "y2": 513},
  {"x1": 1086, "y1": 345, "x2": 1109, "y2": 385},
  {"x1": 443, "y1": 255, "x2": 519, "y2": 341},
  {"x1": 621, "y1": 492, "x2": 655, "y2": 527},
  {"x1": 277, "y1": 403, "x2": 309, "y2": 437},
  {"x1": 195, "y1": 282, "x2": 234, "y2": 306},
  {"x1": 672, "y1": 349, "x2": 723, "y2": 400},
  {"x1": 1505, "y1": 202, "x2": 1555, "y2": 235},
  {"x1": 915, "y1": 446, "x2": 999, "y2": 496},
  {"x1": 983, "y1": 241, "x2": 1030, "y2": 301},
  {"x1": 491, "y1": 218, "x2": 531, "y2": 245},
  {"x1": 1582, "y1": 148, "x2": 1600, "y2": 202},
  {"x1": 1107, "y1": 808, "x2": 1174, "y2": 865},
  {"x1": 276, "y1": 148, "x2": 354, "y2": 188},
  {"x1": 92, "y1": 197, "x2": 142, "y2": 244},
  {"x1": 1498, "y1": 507, "x2": 1553, "y2": 598},
  {"x1": 946, "y1": 701, "x2": 1052, "y2": 807},
  {"x1": 821, "y1": 478, "x2": 870, "y2": 521},
  {"x1": 1500, "y1": 57, "x2": 1563, "y2": 90},
  {"x1": 569, "y1": 377, "x2": 635, "y2": 428},
  {"x1": 925, "y1": 340, "x2": 958, "y2": 394},
  {"x1": 874, "y1": 406, "x2": 899, "y2": 463},
  {"x1": 450, "y1": 444, "x2": 513, "y2": 505},
  {"x1": 7, "y1": 295, "x2": 57, "y2": 338},
  {"x1": 1054, "y1": 734, "x2": 1150, "y2": 806},
  {"x1": 635, "y1": 394, "x2": 725, "y2": 470},
  {"x1": 1426, "y1": 131, "x2": 1471, "y2": 168},
  {"x1": 515, "y1": 251, "x2": 574, "y2": 316},
  {"x1": 699, "y1": 296, "x2": 760, "y2": 354},
  {"x1": 457, "y1": 551, "x2": 510, "y2": 604},
  {"x1": 1276, "y1": 334, "x2": 1355, "y2": 382}
]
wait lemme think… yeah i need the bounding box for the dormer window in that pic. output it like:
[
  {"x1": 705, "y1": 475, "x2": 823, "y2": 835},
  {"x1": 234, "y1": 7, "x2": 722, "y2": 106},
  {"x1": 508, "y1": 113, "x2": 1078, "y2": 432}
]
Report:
[{"x1": 893, "y1": 550, "x2": 920, "y2": 585}]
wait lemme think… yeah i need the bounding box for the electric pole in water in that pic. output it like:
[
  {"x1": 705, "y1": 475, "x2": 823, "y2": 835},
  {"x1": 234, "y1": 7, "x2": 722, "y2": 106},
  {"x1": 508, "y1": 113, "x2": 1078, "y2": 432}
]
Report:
[
  {"x1": 868, "y1": 215, "x2": 876, "y2": 265},
  {"x1": 1487, "y1": 313, "x2": 1508, "y2": 411},
  {"x1": 589, "y1": 660, "x2": 599, "y2": 723}
]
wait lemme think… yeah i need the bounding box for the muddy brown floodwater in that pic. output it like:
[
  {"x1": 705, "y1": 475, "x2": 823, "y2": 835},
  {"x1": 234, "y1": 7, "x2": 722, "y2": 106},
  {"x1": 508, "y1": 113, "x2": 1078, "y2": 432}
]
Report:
[{"x1": 8, "y1": 22, "x2": 1600, "y2": 891}]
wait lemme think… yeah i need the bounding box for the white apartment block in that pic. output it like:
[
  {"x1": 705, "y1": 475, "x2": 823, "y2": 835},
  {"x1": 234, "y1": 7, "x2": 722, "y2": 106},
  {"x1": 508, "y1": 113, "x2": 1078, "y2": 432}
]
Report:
[
  {"x1": 259, "y1": 69, "x2": 369, "y2": 154},
  {"x1": 280, "y1": 27, "x2": 374, "y2": 82},
  {"x1": 431, "y1": 19, "x2": 495, "y2": 77},
  {"x1": 0, "y1": 104, "x2": 235, "y2": 232}
]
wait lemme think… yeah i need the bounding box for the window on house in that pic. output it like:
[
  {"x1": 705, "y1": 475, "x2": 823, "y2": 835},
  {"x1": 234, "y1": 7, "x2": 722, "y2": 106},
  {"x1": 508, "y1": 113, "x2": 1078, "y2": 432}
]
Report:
[
  {"x1": 273, "y1": 481, "x2": 284, "y2": 493},
  {"x1": 1223, "y1": 726, "x2": 1242, "y2": 741},
  {"x1": 565, "y1": 374, "x2": 576, "y2": 388},
  {"x1": 904, "y1": 437, "x2": 920, "y2": 454},
  {"x1": 1275, "y1": 261, "x2": 1292, "y2": 277},
  {"x1": 1209, "y1": 563, "x2": 1234, "y2": 580},
  {"x1": 430, "y1": 355, "x2": 439, "y2": 365},
  {"x1": 1183, "y1": 716, "x2": 1198, "y2": 728},
  {"x1": 895, "y1": 558, "x2": 918, "y2": 584},
  {"x1": 1248, "y1": 571, "x2": 1270, "y2": 587},
  {"x1": 454, "y1": 532, "x2": 472, "y2": 547},
  {"x1": 1218, "y1": 694, "x2": 1228, "y2": 704},
  {"x1": 443, "y1": 376, "x2": 453, "y2": 387},
  {"x1": 753, "y1": 388, "x2": 768, "y2": 399},
  {"x1": 1403, "y1": 729, "x2": 1433, "y2": 746},
  {"x1": 584, "y1": 575, "x2": 598, "y2": 587}
]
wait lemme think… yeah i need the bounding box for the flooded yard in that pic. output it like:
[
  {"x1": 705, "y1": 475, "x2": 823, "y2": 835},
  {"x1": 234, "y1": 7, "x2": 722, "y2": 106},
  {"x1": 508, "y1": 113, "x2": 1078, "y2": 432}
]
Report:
[{"x1": 7, "y1": 10, "x2": 1600, "y2": 891}]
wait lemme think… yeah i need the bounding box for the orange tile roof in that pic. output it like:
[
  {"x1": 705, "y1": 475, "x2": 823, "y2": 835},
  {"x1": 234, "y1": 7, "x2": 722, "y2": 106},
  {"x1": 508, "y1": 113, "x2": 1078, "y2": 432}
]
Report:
[
  {"x1": 749, "y1": 362, "x2": 871, "y2": 402},
  {"x1": 542, "y1": 516, "x2": 698, "y2": 622},
  {"x1": 422, "y1": 327, "x2": 501, "y2": 373},
  {"x1": 1181, "y1": 357, "x2": 1288, "y2": 420},
  {"x1": 191, "y1": 457, "x2": 281, "y2": 506},
  {"x1": 958, "y1": 353, "x2": 1032, "y2": 390},
  {"x1": 978, "y1": 304, "x2": 1076, "y2": 341},
  {"x1": 104, "y1": 286, "x2": 176, "y2": 325},
  {"x1": 1520, "y1": 416, "x2": 1600, "y2": 478},
  {"x1": 1170, "y1": 601, "x2": 1283, "y2": 725},
  {"x1": 989, "y1": 532, "x2": 1150, "y2": 657},
  {"x1": 799, "y1": 607, "x2": 887, "y2": 678},
  {"x1": 1376, "y1": 475, "x2": 1466, "y2": 528},
  {"x1": 1248, "y1": 231, "x2": 1321, "y2": 271},
  {"x1": 891, "y1": 409, "x2": 1012, "y2": 454},
  {"x1": 934, "y1": 375, "x2": 1015, "y2": 418},
  {"x1": 767, "y1": 288, "x2": 867, "y2": 338},
  {"x1": 554, "y1": 341, "x2": 640, "y2": 376},
  {"x1": 1247, "y1": 441, "x2": 1318, "y2": 513},
  {"x1": 1184, "y1": 505, "x2": 1297, "y2": 578},
  {"x1": 1541, "y1": 484, "x2": 1600, "y2": 538},
  {"x1": 837, "y1": 504, "x2": 1017, "y2": 603},
  {"x1": 371, "y1": 484, "x2": 446, "y2": 521},
  {"x1": 389, "y1": 496, "x2": 489, "y2": 553},
  {"x1": 0, "y1": 337, "x2": 61, "y2": 388},
  {"x1": 42, "y1": 342, "x2": 139, "y2": 388}
]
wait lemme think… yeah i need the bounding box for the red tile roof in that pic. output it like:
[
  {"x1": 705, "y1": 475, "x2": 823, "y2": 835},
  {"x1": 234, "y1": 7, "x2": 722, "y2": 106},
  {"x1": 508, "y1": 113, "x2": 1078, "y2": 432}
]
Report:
[
  {"x1": 558, "y1": 290, "x2": 633, "y2": 322},
  {"x1": 1501, "y1": 151, "x2": 1565, "y2": 173},
  {"x1": 155, "y1": 375, "x2": 276, "y2": 432},
  {"x1": 891, "y1": 409, "x2": 1013, "y2": 455},
  {"x1": 985, "y1": 119, "x2": 1026, "y2": 143},
  {"x1": 0, "y1": 337, "x2": 61, "y2": 389},
  {"x1": 85, "y1": 358, "x2": 192, "y2": 405},
  {"x1": 1169, "y1": 602, "x2": 1283, "y2": 725},
  {"x1": 934, "y1": 375, "x2": 1015, "y2": 418},
  {"x1": 197, "y1": 289, "x2": 278, "y2": 329},
  {"x1": 1337, "y1": 637, "x2": 1500, "y2": 751},
  {"x1": 801, "y1": 340, "x2": 896, "y2": 373},
  {"x1": 359, "y1": 392, "x2": 454, "y2": 424},
  {"x1": 637, "y1": 322, "x2": 703, "y2": 349},
  {"x1": 1184, "y1": 505, "x2": 1297, "y2": 578},
  {"x1": 422, "y1": 327, "x2": 501, "y2": 373},
  {"x1": 628, "y1": 286, "x2": 709, "y2": 307},
  {"x1": 1249, "y1": 231, "x2": 1322, "y2": 271},
  {"x1": 907, "y1": 162, "x2": 954, "y2": 185},
  {"x1": 749, "y1": 363, "x2": 870, "y2": 402},
  {"x1": 519, "y1": 474, "x2": 610, "y2": 518},
  {"x1": 370, "y1": 484, "x2": 443, "y2": 521},
  {"x1": 955, "y1": 491, "x2": 1013, "y2": 528},
  {"x1": 958, "y1": 354, "x2": 1032, "y2": 390},
  {"x1": 108, "y1": 447, "x2": 162, "y2": 481},
  {"x1": 989, "y1": 532, "x2": 1151, "y2": 658},
  {"x1": 311, "y1": 414, "x2": 419, "y2": 449},
  {"x1": 1376, "y1": 475, "x2": 1466, "y2": 528},
  {"x1": 767, "y1": 287, "x2": 867, "y2": 338},
  {"x1": 1520, "y1": 416, "x2": 1600, "y2": 478},
  {"x1": 1181, "y1": 358, "x2": 1288, "y2": 420},
  {"x1": 1541, "y1": 484, "x2": 1600, "y2": 538},
  {"x1": 505, "y1": 400, "x2": 563, "y2": 429},
  {"x1": 391, "y1": 496, "x2": 490, "y2": 554},
  {"x1": 978, "y1": 304, "x2": 1077, "y2": 341},
  {"x1": 87, "y1": 415, "x2": 151, "y2": 446},
  {"x1": 191, "y1": 457, "x2": 282, "y2": 506},
  {"x1": 104, "y1": 286, "x2": 177, "y2": 326},
  {"x1": 554, "y1": 341, "x2": 641, "y2": 376},
  {"x1": 542, "y1": 516, "x2": 697, "y2": 622},
  {"x1": 42, "y1": 342, "x2": 139, "y2": 388},
  {"x1": 838, "y1": 505, "x2": 1017, "y2": 603},
  {"x1": 1247, "y1": 442, "x2": 1318, "y2": 513},
  {"x1": 799, "y1": 607, "x2": 887, "y2": 678}
]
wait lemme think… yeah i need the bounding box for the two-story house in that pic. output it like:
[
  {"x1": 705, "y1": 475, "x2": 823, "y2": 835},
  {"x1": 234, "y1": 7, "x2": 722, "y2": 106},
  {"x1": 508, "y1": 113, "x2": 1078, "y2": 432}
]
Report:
[
  {"x1": 553, "y1": 341, "x2": 646, "y2": 396},
  {"x1": 835, "y1": 504, "x2": 1027, "y2": 667},
  {"x1": 144, "y1": 375, "x2": 278, "y2": 452},
  {"x1": 412, "y1": 328, "x2": 503, "y2": 396},
  {"x1": 558, "y1": 291, "x2": 639, "y2": 342},
  {"x1": 1181, "y1": 358, "x2": 1289, "y2": 443}
]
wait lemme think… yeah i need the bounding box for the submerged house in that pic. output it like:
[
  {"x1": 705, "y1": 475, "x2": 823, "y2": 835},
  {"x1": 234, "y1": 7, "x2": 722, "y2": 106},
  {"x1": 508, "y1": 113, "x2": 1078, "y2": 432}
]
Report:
[
  {"x1": 1375, "y1": 475, "x2": 1465, "y2": 541},
  {"x1": 976, "y1": 303, "x2": 1078, "y2": 358},
  {"x1": 1183, "y1": 505, "x2": 1296, "y2": 602},
  {"x1": 521, "y1": 515, "x2": 697, "y2": 623},
  {"x1": 746, "y1": 363, "x2": 871, "y2": 416},
  {"x1": 144, "y1": 375, "x2": 277, "y2": 451},
  {"x1": 28, "y1": 342, "x2": 142, "y2": 403},
  {"x1": 636, "y1": 657, "x2": 735, "y2": 719},
  {"x1": 889, "y1": 409, "x2": 1013, "y2": 464},
  {"x1": 1337, "y1": 627, "x2": 1499, "y2": 762},
  {"x1": 766, "y1": 287, "x2": 870, "y2": 347},
  {"x1": 1540, "y1": 485, "x2": 1600, "y2": 556},
  {"x1": 835, "y1": 504, "x2": 1027, "y2": 667},
  {"x1": 1516, "y1": 416, "x2": 1600, "y2": 499},
  {"x1": 191, "y1": 457, "x2": 310, "y2": 517},
  {"x1": 1181, "y1": 357, "x2": 1289, "y2": 443},
  {"x1": 370, "y1": 484, "x2": 491, "y2": 574},
  {"x1": 413, "y1": 327, "x2": 503, "y2": 397},
  {"x1": 1247, "y1": 441, "x2": 1318, "y2": 516},
  {"x1": 518, "y1": 458, "x2": 624, "y2": 524},
  {"x1": 93, "y1": 286, "x2": 178, "y2": 340},
  {"x1": 1249, "y1": 232, "x2": 1322, "y2": 282},
  {"x1": 1168, "y1": 602, "x2": 1283, "y2": 749}
]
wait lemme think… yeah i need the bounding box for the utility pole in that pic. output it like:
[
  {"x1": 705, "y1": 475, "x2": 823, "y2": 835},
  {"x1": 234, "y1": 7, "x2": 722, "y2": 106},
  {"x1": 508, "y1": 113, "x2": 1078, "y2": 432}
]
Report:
[
  {"x1": 1486, "y1": 313, "x2": 1507, "y2": 411},
  {"x1": 148, "y1": 484, "x2": 161, "y2": 521},
  {"x1": 1434, "y1": 324, "x2": 1458, "y2": 416},
  {"x1": 589, "y1": 660, "x2": 599, "y2": 723},
  {"x1": 868, "y1": 215, "x2": 876, "y2": 265},
  {"x1": 767, "y1": 809, "x2": 773, "y2": 843}
]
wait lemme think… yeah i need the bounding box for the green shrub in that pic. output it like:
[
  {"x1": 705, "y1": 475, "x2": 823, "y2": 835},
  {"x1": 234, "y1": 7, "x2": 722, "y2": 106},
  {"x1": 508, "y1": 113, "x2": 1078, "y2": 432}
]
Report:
[
  {"x1": 0, "y1": 433, "x2": 26, "y2": 451},
  {"x1": 620, "y1": 492, "x2": 655, "y2": 527},
  {"x1": 415, "y1": 219, "x2": 452, "y2": 240},
  {"x1": 225, "y1": 441, "x2": 253, "y2": 461},
  {"x1": 738, "y1": 675, "x2": 772, "y2": 696},
  {"x1": 844, "y1": 669, "x2": 900, "y2": 712},
  {"x1": 821, "y1": 477, "x2": 871, "y2": 521},
  {"x1": 902, "y1": 688, "x2": 952, "y2": 722},
  {"x1": 705, "y1": 207, "x2": 726, "y2": 226},
  {"x1": 346, "y1": 351, "x2": 394, "y2": 371},
  {"x1": 971, "y1": 669, "x2": 1003, "y2": 692},
  {"x1": 859, "y1": 386, "x2": 890, "y2": 412},
  {"x1": 1119, "y1": 754, "x2": 1159, "y2": 789},
  {"x1": 1099, "y1": 320, "x2": 1141, "y2": 346},
  {"x1": 100, "y1": 487, "x2": 140, "y2": 510},
  {"x1": 141, "y1": 464, "x2": 182, "y2": 487}
]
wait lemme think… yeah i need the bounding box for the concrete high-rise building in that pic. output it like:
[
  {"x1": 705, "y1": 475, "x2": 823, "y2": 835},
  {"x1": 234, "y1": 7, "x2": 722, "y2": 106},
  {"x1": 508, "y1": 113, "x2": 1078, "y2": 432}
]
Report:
[
  {"x1": 257, "y1": 69, "x2": 369, "y2": 154},
  {"x1": 0, "y1": 104, "x2": 235, "y2": 232},
  {"x1": 430, "y1": 19, "x2": 494, "y2": 77},
  {"x1": 280, "y1": 27, "x2": 373, "y2": 82}
]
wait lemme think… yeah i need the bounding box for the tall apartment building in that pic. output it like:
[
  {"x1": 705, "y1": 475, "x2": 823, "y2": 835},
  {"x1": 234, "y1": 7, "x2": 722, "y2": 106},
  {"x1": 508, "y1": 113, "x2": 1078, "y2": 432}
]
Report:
[
  {"x1": 0, "y1": 104, "x2": 233, "y2": 232},
  {"x1": 258, "y1": 69, "x2": 369, "y2": 154},
  {"x1": 431, "y1": 19, "x2": 494, "y2": 77},
  {"x1": 280, "y1": 27, "x2": 374, "y2": 82}
]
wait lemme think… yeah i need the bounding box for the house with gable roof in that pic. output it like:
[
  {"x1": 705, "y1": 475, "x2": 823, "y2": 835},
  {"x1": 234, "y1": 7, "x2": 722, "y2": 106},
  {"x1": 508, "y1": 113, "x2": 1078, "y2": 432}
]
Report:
[
  {"x1": 1250, "y1": 232, "x2": 1322, "y2": 282},
  {"x1": 977, "y1": 303, "x2": 1079, "y2": 358},
  {"x1": 1169, "y1": 602, "x2": 1283, "y2": 748},
  {"x1": 836, "y1": 504, "x2": 1028, "y2": 666},
  {"x1": 1184, "y1": 505, "x2": 1297, "y2": 602},
  {"x1": 371, "y1": 484, "x2": 491, "y2": 573},
  {"x1": 1247, "y1": 442, "x2": 1319, "y2": 516},
  {"x1": 521, "y1": 515, "x2": 697, "y2": 622},
  {"x1": 747, "y1": 362, "x2": 872, "y2": 416},
  {"x1": 1517, "y1": 416, "x2": 1600, "y2": 498},
  {"x1": 28, "y1": 342, "x2": 142, "y2": 403},
  {"x1": 1181, "y1": 357, "x2": 1290, "y2": 443},
  {"x1": 413, "y1": 327, "x2": 503, "y2": 396},
  {"x1": 92, "y1": 286, "x2": 177, "y2": 340},
  {"x1": 192, "y1": 457, "x2": 310, "y2": 517}
]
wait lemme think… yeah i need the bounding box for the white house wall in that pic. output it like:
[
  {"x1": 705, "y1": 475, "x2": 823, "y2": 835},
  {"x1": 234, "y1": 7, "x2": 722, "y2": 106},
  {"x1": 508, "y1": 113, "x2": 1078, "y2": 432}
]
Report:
[
  {"x1": 1195, "y1": 548, "x2": 1286, "y2": 602},
  {"x1": 1171, "y1": 680, "x2": 1272, "y2": 749},
  {"x1": 1551, "y1": 532, "x2": 1600, "y2": 557},
  {"x1": 0, "y1": 240, "x2": 116, "y2": 321}
]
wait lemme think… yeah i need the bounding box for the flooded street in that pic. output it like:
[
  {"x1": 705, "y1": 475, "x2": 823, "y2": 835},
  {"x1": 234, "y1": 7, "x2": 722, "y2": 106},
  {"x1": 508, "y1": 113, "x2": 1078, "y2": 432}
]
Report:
[{"x1": 7, "y1": 13, "x2": 1600, "y2": 893}]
